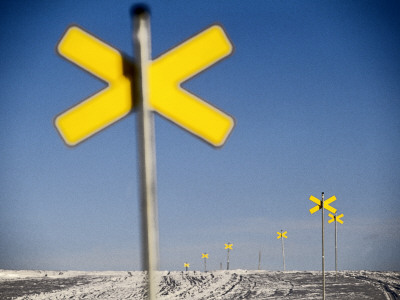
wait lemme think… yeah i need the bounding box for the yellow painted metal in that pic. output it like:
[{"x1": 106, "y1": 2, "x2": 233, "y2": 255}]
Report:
[
  {"x1": 277, "y1": 231, "x2": 288, "y2": 239},
  {"x1": 224, "y1": 243, "x2": 233, "y2": 250},
  {"x1": 336, "y1": 213, "x2": 344, "y2": 224},
  {"x1": 309, "y1": 195, "x2": 322, "y2": 214},
  {"x1": 184, "y1": 263, "x2": 189, "y2": 267},
  {"x1": 309, "y1": 195, "x2": 337, "y2": 214},
  {"x1": 55, "y1": 25, "x2": 234, "y2": 147},
  {"x1": 149, "y1": 25, "x2": 234, "y2": 146},
  {"x1": 329, "y1": 213, "x2": 344, "y2": 224},
  {"x1": 328, "y1": 213, "x2": 335, "y2": 223},
  {"x1": 323, "y1": 196, "x2": 337, "y2": 214},
  {"x1": 309, "y1": 195, "x2": 322, "y2": 205},
  {"x1": 55, "y1": 26, "x2": 132, "y2": 146},
  {"x1": 309, "y1": 204, "x2": 322, "y2": 214},
  {"x1": 202, "y1": 253, "x2": 208, "y2": 259}
]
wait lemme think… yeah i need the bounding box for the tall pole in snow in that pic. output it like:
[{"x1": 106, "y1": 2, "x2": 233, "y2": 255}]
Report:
[
  {"x1": 329, "y1": 211, "x2": 343, "y2": 280},
  {"x1": 322, "y1": 192, "x2": 325, "y2": 300},
  {"x1": 335, "y1": 212, "x2": 338, "y2": 276},
  {"x1": 310, "y1": 192, "x2": 338, "y2": 300},
  {"x1": 202, "y1": 253, "x2": 208, "y2": 272},
  {"x1": 281, "y1": 230, "x2": 286, "y2": 272},
  {"x1": 227, "y1": 247, "x2": 230, "y2": 270},
  {"x1": 132, "y1": 5, "x2": 159, "y2": 300},
  {"x1": 225, "y1": 243, "x2": 233, "y2": 270}
]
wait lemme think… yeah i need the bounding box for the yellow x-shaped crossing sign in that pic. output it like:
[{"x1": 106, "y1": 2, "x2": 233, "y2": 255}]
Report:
[
  {"x1": 55, "y1": 25, "x2": 234, "y2": 147},
  {"x1": 328, "y1": 213, "x2": 344, "y2": 224},
  {"x1": 309, "y1": 195, "x2": 337, "y2": 214},
  {"x1": 184, "y1": 263, "x2": 190, "y2": 268},
  {"x1": 225, "y1": 243, "x2": 233, "y2": 250},
  {"x1": 202, "y1": 253, "x2": 208, "y2": 259},
  {"x1": 277, "y1": 231, "x2": 287, "y2": 239}
]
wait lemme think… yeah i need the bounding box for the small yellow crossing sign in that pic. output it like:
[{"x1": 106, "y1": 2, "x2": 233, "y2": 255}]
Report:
[
  {"x1": 202, "y1": 253, "x2": 208, "y2": 259},
  {"x1": 184, "y1": 263, "x2": 190, "y2": 268},
  {"x1": 309, "y1": 195, "x2": 337, "y2": 214},
  {"x1": 328, "y1": 213, "x2": 344, "y2": 224},
  {"x1": 224, "y1": 243, "x2": 233, "y2": 250},
  {"x1": 55, "y1": 25, "x2": 234, "y2": 147},
  {"x1": 277, "y1": 231, "x2": 287, "y2": 239}
]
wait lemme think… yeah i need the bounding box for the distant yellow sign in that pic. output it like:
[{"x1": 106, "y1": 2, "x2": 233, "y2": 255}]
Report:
[
  {"x1": 184, "y1": 263, "x2": 190, "y2": 268},
  {"x1": 202, "y1": 253, "x2": 208, "y2": 259},
  {"x1": 328, "y1": 213, "x2": 344, "y2": 224},
  {"x1": 224, "y1": 243, "x2": 233, "y2": 250},
  {"x1": 277, "y1": 231, "x2": 287, "y2": 239},
  {"x1": 309, "y1": 195, "x2": 337, "y2": 214},
  {"x1": 55, "y1": 25, "x2": 234, "y2": 147}
]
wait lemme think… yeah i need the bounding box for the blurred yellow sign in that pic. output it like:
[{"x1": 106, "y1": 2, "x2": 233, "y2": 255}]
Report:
[
  {"x1": 277, "y1": 231, "x2": 287, "y2": 239},
  {"x1": 55, "y1": 25, "x2": 234, "y2": 147},
  {"x1": 202, "y1": 253, "x2": 208, "y2": 259},
  {"x1": 224, "y1": 243, "x2": 233, "y2": 250},
  {"x1": 149, "y1": 25, "x2": 234, "y2": 146},
  {"x1": 55, "y1": 26, "x2": 131, "y2": 146},
  {"x1": 309, "y1": 195, "x2": 337, "y2": 214},
  {"x1": 328, "y1": 213, "x2": 344, "y2": 224},
  {"x1": 184, "y1": 263, "x2": 190, "y2": 268}
]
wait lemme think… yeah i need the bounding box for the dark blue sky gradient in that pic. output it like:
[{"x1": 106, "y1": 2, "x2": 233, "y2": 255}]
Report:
[{"x1": 1, "y1": 1, "x2": 399, "y2": 271}]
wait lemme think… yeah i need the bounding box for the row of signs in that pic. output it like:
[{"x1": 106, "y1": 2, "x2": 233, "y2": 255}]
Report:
[{"x1": 184, "y1": 244, "x2": 232, "y2": 269}]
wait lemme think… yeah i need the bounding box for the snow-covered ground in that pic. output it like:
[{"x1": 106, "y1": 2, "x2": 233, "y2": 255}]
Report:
[{"x1": 1, "y1": 269, "x2": 399, "y2": 299}]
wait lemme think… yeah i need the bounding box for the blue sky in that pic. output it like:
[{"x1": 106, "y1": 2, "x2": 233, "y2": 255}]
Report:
[{"x1": 1, "y1": 0, "x2": 399, "y2": 271}]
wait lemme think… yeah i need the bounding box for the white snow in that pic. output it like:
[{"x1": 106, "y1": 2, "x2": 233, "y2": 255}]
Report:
[{"x1": 1, "y1": 269, "x2": 399, "y2": 299}]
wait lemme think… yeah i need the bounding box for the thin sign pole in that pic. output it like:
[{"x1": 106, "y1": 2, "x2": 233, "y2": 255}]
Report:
[
  {"x1": 322, "y1": 192, "x2": 325, "y2": 300},
  {"x1": 132, "y1": 6, "x2": 159, "y2": 300},
  {"x1": 227, "y1": 246, "x2": 230, "y2": 270},
  {"x1": 258, "y1": 250, "x2": 261, "y2": 270},
  {"x1": 227, "y1": 248, "x2": 230, "y2": 270},
  {"x1": 204, "y1": 257, "x2": 207, "y2": 272},
  {"x1": 281, "y1": 230, "x2": 286, "y2": 271},
  {"x1": 335, "y1": 212, "x2": 338, "y2": 275}
]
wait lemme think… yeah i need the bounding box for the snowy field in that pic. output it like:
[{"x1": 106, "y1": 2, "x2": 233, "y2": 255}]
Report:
[{"x1": 1, "y1": 269, "x2": 399, "y2": 299}]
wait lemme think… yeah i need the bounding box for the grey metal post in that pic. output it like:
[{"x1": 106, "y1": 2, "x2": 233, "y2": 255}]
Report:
[
  {"x1": 322, "y1": 192, "x2": 325, "y2": 300},
  {"x1": 204, "y1": 257, "x2": 207, "y2": 272},
  {"x1": 335, "y1": 212, "x2": 338, "y2": 275},
  {"x1": 132, "y1": 5, "x2": 159, "y2": 300},
  {"x1": 227, "y1": 247, "x2": 230, "y2": 270},
  {"x1": 258, "y1": 250, "x2": 261, "y2": 270},
  {"x1": 281, "y1": 230, "x2": 286, "y2": 271}
]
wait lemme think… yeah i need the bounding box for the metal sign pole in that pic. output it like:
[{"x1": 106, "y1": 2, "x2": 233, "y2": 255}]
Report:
[
  {"x1": 322, "y1": 192, "x2": 325, "y2": 300},
  {"x1": 204, "y1": 257, "x2": 207, "y2": 272},
  {"x1": 132, "y1": 5, "x2": 159, "y2": 300},
  {"x1": 335, "y1": 212, "x2": 338, "y2": 275},
  {"x1": 227, "y1": 248, "x2": 230, "y2": 270},
  {"x1": 281, "y1": 230, "x2": 286, "y2": 271},
  {"x1": 258, "y1": 250, "x2": 261, "y2": 270}
]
